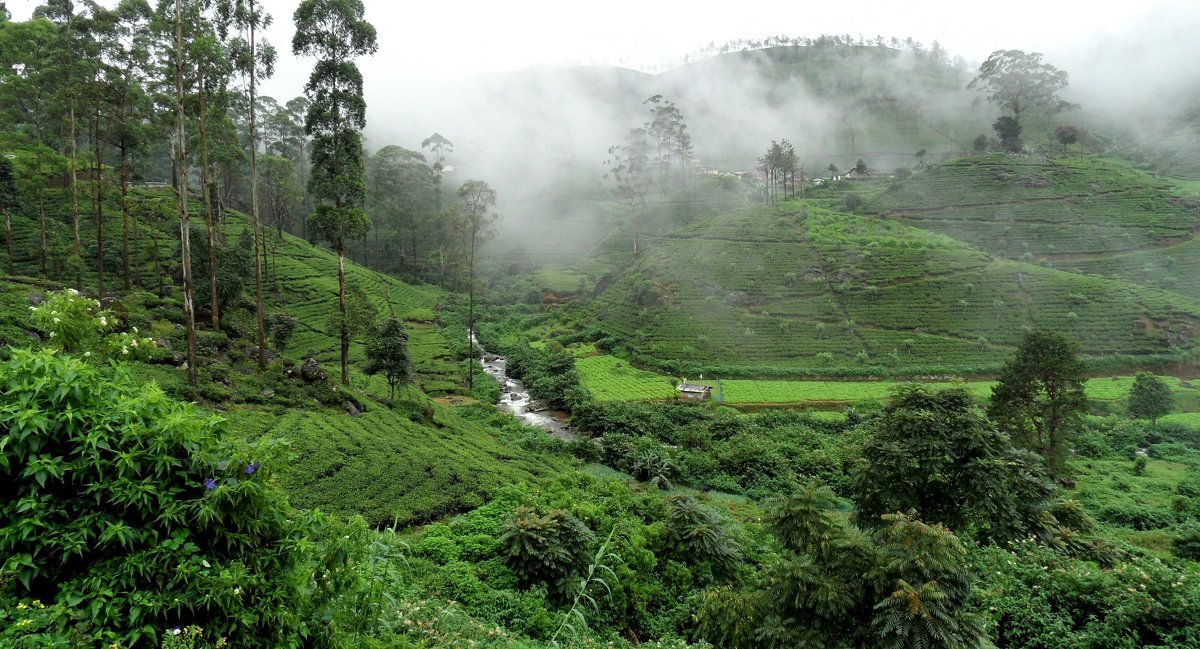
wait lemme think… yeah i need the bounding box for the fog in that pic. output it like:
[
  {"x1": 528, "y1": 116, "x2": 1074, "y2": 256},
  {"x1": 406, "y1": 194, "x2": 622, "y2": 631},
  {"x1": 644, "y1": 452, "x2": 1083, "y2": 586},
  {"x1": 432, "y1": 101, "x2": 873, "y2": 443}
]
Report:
[{"x1": 9, "y1": 0, "x2": 1198, "y2": 259}]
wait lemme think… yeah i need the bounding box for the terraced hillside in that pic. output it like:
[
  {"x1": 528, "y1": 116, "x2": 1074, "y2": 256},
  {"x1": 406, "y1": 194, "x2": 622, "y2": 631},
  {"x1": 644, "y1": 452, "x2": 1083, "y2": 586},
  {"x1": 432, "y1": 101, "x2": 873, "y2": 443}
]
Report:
[
  {"x1": 0, "y1": 188, "x2": 562, "y2": 526},
  {"x1": 873, "y1": 155, "x2": 1200, "y2": 260},
  {"x1": 579, "y1": 193, "x2": 1200, "y2": 377}
]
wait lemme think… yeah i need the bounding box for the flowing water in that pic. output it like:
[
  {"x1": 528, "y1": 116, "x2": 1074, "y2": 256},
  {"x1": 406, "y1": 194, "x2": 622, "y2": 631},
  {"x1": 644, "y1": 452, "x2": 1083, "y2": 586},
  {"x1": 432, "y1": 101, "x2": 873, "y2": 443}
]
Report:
[{"x1": 477, "y1": 344, "x2": 578, "y2": 441}]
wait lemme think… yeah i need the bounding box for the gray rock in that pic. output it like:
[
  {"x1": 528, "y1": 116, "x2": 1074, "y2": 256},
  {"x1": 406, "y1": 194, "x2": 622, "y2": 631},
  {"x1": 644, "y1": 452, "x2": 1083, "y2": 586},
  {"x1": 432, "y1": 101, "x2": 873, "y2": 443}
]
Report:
[
  {"x1": 156, "y1": 337, "x2": 173, "y2": 351},
  {"x1": 344, "y1": 400, "x2": 361, "y2": 417},
  {"x1": 246, "y1": 345, "x2": 280, "y2": 363},
  {"x1": 300, "y1": 358, "x2": 326, "y2": 383},
  {"x1": 27, "y1": 293, "x2": 44, "y2": 306},
  {"x1": 260, "y1": 389, "x2": 275, "y2": 400}
]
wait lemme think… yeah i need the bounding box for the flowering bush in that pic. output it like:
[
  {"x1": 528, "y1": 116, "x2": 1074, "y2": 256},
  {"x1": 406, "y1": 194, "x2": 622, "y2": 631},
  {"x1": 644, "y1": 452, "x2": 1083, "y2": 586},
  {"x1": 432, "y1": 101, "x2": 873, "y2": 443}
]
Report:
[
  {"x1": 0, "y1": 349, "x2": 341, "y2": 647},
  {"x1": 28, "y1": 289, "x2": 156, "y2": 360}
]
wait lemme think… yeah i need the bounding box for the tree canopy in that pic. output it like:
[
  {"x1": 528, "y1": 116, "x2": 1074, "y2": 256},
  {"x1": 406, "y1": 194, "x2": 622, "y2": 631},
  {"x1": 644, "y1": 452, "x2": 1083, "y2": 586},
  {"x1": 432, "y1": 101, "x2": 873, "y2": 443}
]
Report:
[
  {"x1": 853, "y1": 385, "x2": 1057, "y2": 542},
  {"x1": 988, "y1": 330, "x2": 1086, "y2": 481},
  {"x1": 364, "y1": 317, "x2": 411, "y2": 401},
  {"x1": 969, "y1": 49, "x2": 1076, "y2": 128},
  {"x1": 1128, "y1": 371, "x2": 1172, "y2": 428}
]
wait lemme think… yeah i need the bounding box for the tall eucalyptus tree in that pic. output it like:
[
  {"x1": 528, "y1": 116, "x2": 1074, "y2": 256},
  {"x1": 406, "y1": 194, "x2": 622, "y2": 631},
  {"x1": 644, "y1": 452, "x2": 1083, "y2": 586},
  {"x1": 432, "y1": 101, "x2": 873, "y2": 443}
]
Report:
[{"x1": 292, "y1": 0, "x2": 377, "y2": 384}]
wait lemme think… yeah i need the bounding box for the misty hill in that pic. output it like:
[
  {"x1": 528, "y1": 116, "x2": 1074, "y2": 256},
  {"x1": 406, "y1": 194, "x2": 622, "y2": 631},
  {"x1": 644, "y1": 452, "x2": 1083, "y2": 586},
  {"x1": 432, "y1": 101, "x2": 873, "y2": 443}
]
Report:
[
  {"x1": 395, "y1": 43, "x2": 990, "y2": 210},
  {"x1": 571, "y1": 171, "x2": 1200, "y2": 378},
  {"x1": 874, "y1": 155, "x2": 1200, "y2": 260}
]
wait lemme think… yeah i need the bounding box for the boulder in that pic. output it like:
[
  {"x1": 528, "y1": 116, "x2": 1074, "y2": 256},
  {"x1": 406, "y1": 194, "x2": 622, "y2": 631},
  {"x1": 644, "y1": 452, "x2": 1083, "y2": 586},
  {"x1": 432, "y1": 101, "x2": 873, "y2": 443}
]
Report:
[
  {"x1": 300, "y1": 358, "x2": 326, "y2": 383},
  {"x1": 27, "y1": 293, "x2": 44, "y2": 306},
  {"x1": 260, "y1": 389, "x2": 276, "y2": 400},
  {"x1": 246, "y1": 345, "x2": 280, "y2": 363},
  {"x1": 344, "y1": 400, "x2": 361, "y2": 417},
  {"x1": 156, "y1": 337, "x2": 173, "y2": 351}
]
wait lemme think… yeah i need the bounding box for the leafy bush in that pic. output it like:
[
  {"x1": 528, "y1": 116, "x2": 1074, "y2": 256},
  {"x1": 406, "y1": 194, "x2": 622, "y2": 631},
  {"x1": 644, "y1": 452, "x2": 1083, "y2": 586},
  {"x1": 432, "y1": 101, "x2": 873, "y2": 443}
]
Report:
[
  {"x1": 661, "y1": 495, "x2": 743, "y2": 580},
  {"x1": 267, "y1": 311, "x2": 299, "y2": 351},
  {"x1": 28, "y1": 289, "x2": 156, "y2": 360},
  {"x1": 0, "y1": 348, "x2": 341, "y2": 647},
  {"x1": 498, "y1": 506, "x2": 595, "y2": 600},
  {"x1": 1176, "y1": 524, "x2": 1200, "y2": 561},
  {"x1": 1096, "y1": 503, "x2": 1177, "y2": 530}
]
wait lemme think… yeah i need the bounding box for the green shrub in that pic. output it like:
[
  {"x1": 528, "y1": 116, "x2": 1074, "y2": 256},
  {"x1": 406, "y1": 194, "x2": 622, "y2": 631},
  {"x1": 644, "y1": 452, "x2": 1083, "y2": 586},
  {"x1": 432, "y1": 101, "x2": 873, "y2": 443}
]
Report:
[
  {"x1": 661, "y1": 495, "x2": 743, "y2": 580},
  {"x1": 0, "y1": 348, "x2": 342, "y2": 647},
  {"x1": 1176, "y1": 524, "x2": 1200, "y2": 561},
  {"x1": 193, "y1": 330, "x2": 230, "y2": 357},
  {"x1": 29, "y1": 289, "x2": 156, "y2": 360},
  {"x1": 267, "y1": 311, "x2": 299, "y2": 351},
  {"x1": 498, "y1": 506, "x2": 595, "y2": 599}
]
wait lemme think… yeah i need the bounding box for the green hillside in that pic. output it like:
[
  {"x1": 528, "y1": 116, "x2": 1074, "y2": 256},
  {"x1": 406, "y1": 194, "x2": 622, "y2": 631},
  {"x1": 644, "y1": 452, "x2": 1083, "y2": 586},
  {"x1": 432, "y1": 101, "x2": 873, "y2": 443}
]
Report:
[
  {"x1": 0, "y1": 188, "x2": 562, "y2": 526},
  {"x1": 873, "y1": 155, "x2": 1200, "y2": 260},
  {"x1": 573, "y1": 178, "x2": 1200, "y2": 377}
]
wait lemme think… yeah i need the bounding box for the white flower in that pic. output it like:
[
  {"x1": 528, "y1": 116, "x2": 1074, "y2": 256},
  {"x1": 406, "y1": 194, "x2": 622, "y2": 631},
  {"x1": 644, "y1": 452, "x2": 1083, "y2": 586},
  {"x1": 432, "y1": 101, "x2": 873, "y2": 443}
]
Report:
[
  {"x1": 233, "y1": 587, "x2": 242, "y2": 595},
  {"x1": 121, "y1": 346, "x2": 129, "y2": 355},
  {"x1": 130, "y1": 339, "x2": 138, "y2": 347},
  {"x1": 83, "y1": 352, "x2": 91, "y2": 357},
  {"x1": 99, "y1": 316, "x2": 107, "y2": 326},
  {"x1": 67, "y1": 288, "x2": 79, "y2": 295},
  {"x1": 132, "y1": 326, "x2": 138, "y2": 334},
  {"x1": 49, "y1": 332, "x2": 55, "y2": 338},
  {"x1": 52, "y1": 317, "x2": 60, "y2": 323}
]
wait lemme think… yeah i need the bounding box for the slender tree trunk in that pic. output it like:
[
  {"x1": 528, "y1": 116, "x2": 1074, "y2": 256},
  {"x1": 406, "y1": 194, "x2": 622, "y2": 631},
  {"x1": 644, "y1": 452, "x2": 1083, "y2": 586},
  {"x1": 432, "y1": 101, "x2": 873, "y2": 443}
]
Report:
[
  {"x1": 272, "y1": 238, "x2": 280, "y2": 297},
  {"x1": 176, "y1": 0, "x2": 197, "y2": 387},
  {"x1": 33, "y1": 121, "x2": 48, "y2": 278},
  {"x1": 93, "y1": 110, "x2": 105, "y2": 299},
  {"x1": 250, "y1": 17, "x2": 266, "y2": 369},
  {"x1": 150, "y1": 223, "x2": 159, "y2": 294},
  {"x1": 37, "y1": 188, "x2": 48, "y2": 278},
  {"x1": 467, "y1": 227, "x2": 476, "y2": 390},
  {"x1": 337, "y1": 240, "x2": 348, "y2": 385},
  {"x1": 132, "y1": 188, "x2": 141, "y2": 289},
  {"x1": 3, "y1": 210, "x2": 10, "y2": 275},
  {"x1": 199, "y1": 75, "x2": 220, "y2": 331},
  {"x1": 120, "y1": 142, "x2": 130, "y2": 291},
  {"x1": 69, "y1": 104, "x2": 82, "y2": 291}
]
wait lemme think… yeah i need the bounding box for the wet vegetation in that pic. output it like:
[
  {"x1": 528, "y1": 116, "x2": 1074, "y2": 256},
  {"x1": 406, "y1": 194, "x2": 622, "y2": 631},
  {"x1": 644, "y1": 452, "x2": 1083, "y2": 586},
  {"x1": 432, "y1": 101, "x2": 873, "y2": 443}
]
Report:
[{"x1": 3, "y1": 3, "x2": 1200, "y2": 647}]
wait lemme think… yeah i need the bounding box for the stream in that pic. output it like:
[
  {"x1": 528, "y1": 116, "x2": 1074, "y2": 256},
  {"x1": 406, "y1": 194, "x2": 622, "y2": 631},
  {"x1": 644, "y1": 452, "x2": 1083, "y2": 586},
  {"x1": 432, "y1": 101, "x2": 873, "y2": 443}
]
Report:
[{"x1": 477, "y1": 342, "x2": 578, "y2": 441}]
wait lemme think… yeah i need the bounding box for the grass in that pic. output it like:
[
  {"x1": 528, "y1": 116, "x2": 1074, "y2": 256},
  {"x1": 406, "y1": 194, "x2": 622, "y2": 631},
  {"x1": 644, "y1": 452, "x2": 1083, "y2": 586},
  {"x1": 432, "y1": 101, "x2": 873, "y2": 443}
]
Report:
[{"x1": 578, "y1": 353, "x2": 1200, "y2": 413}]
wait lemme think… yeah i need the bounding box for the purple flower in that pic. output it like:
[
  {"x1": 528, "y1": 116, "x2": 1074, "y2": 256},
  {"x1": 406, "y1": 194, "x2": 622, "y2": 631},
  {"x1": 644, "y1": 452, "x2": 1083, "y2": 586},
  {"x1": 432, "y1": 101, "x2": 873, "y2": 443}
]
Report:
[
  {"x1": 244, "y1": 463, "x2": 259, "y2": 475},
  {"x1": 204, "y1": 478, "x2": 217, "y2": 491}
]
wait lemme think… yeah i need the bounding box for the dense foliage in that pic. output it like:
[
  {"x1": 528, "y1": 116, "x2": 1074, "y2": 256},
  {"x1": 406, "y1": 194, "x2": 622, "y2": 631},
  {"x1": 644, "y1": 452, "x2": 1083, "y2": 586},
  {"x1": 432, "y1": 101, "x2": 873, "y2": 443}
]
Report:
[
  {"x1": 0, "y1": 349, "x2": 331, "y2": 646},
  {"x1": 852, "y1": 385, "x2": 1058, "y2": 543},
  {"x1": 989, "y1": 330, "x2": 1087, "y2": 480}
]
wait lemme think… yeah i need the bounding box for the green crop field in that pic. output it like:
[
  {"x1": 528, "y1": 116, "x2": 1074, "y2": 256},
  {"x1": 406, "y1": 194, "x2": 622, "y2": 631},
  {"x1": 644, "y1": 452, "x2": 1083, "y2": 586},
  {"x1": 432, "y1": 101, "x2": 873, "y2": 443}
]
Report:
[
  {"x1": 874, "y1": 156, "x2": 1198, "y2": 259},
  {"x1": 578, "y1": 353, "x2": 1200, "y2": 411},
  {"x1": 575, "y1": 164, "x2": 1200, "y2": 378}
]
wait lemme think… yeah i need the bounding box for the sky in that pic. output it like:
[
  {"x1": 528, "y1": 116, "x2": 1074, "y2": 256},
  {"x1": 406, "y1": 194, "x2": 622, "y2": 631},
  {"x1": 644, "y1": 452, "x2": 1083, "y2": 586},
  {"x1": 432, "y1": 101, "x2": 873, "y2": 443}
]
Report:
[{"x1": 6, "y1": 0, "x2": 1195, "y2": 102}]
